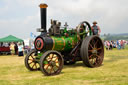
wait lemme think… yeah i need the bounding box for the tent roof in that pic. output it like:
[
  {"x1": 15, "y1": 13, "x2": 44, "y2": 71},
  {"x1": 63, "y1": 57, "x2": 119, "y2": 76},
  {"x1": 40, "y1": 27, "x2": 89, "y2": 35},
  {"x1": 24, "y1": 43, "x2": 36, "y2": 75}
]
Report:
[{"x1": 0, "y1": 35, "x2": 24, "y2": 42}]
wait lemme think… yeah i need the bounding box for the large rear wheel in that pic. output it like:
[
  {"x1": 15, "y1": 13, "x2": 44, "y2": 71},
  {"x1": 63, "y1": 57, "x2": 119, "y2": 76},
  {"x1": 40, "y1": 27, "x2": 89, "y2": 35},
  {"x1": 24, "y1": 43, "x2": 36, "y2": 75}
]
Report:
[
  {"x1": 40, "y1": 50, "x2": 64, "y2": 76},
  {"x1": 80, "y1": 35, "x2": 104, "y2": 67}
]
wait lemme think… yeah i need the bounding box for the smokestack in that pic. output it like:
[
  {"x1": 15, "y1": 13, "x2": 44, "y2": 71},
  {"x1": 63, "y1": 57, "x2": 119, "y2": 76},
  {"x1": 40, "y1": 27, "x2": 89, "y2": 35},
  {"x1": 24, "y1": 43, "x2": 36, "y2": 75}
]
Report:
[{"x1": 39, "y1": 3, "x2": 48, "y2": 33}]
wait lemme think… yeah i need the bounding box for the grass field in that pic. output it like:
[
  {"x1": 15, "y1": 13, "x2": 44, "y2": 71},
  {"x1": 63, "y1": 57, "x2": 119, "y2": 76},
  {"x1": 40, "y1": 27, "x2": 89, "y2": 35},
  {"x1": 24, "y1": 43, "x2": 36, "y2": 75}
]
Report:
[{"x1": 0, "y1": 46, "x2": 128, "y2": 85}]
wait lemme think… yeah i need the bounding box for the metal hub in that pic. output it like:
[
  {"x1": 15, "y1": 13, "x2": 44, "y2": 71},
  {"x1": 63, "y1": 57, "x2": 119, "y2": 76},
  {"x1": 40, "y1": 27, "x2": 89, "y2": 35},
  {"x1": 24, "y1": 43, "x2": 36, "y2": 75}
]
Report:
[{"x1": 92, "y1": 48, "x2": 98, "y2": 54}]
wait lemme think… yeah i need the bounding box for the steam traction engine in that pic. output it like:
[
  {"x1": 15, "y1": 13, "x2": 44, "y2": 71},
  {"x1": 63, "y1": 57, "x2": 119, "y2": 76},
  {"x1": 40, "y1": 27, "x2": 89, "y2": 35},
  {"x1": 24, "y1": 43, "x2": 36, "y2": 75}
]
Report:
[{"x1": 25, "y1": 3, "x2": 104, "y2": 76}]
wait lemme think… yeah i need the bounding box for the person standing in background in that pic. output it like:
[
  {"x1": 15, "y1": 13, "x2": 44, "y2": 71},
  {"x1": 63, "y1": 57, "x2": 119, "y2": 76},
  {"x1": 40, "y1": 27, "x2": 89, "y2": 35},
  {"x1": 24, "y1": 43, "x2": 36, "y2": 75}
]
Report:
[
  {"x1": 120, "y1": 40, "x2": 124, "y2": 49},
  {"x1": 15, "y1": 43, "x2": 18, "y2": 55},
  {"x1": 18, "y1": 42, "x2": 24, "y2": 56},
  {"x1": 91, "y1": 21, "x2": 101, "y2": 36},
  {"x1": 10, "y1": 42, "x2": 15, "y2": 55}
]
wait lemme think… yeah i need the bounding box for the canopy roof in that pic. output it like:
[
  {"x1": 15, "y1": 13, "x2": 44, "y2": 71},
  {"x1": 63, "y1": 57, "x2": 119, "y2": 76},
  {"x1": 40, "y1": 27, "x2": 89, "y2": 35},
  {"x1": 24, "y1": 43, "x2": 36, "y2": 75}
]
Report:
[{"x1": 0, "y1": 35, "x2": 24, "y2": 42}]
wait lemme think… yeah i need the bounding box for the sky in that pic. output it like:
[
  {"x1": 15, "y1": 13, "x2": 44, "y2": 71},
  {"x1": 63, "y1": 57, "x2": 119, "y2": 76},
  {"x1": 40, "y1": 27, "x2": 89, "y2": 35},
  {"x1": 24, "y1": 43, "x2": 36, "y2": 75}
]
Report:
[{"x1": 0, "y1": 0, "x2": 128, "y2": 39}]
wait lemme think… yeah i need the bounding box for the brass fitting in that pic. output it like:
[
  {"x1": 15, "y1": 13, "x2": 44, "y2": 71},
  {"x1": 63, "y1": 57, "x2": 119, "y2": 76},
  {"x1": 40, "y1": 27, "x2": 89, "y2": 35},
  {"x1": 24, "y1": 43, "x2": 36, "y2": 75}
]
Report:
[{"x1": 39, "y1": 3, "x2": 48, "y2": 8}]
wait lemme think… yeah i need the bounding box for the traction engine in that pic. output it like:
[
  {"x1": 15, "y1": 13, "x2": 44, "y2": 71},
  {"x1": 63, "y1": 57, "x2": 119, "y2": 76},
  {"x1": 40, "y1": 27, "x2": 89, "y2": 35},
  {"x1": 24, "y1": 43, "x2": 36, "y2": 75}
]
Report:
[{"x1": 24, "y1": 3, "x2": 104, "y2": 76}]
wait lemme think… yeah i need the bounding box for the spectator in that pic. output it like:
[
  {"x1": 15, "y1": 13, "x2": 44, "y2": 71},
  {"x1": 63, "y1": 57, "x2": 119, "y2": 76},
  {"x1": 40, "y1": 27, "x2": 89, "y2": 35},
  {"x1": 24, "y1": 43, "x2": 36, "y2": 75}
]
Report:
[
  {"x1": 10, "y1": 42, "x2": 15, "y2": 55},
  {"x1": 116, "y1": 40, "x2": 120, "y2": 50},
  {"x1": 119, "y1": 41, "x2": 121, "y2": 50},
  {"x1": 15, "y1": 43, "x2": 18, "y2": 55},
  {"x1": 18, "y1": 43, "x2": 24, "y2": 56},
  {"x1": 120, "y1": 40, "x2": 125, "y2": 49},
  {"x1": 106, "y1": 41, "x2": 110, "y2": 50},
  {"x1": 109, "y1": 41, "x2": 113, "y2": 50}
]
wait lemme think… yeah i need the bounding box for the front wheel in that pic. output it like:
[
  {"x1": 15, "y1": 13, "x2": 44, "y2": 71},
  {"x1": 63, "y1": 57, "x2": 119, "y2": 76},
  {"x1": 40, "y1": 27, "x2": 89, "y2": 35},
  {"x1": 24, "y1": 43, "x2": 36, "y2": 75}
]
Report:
[
  {"x1": 40, "y1": 50, "x2": 64, "y2": 76},
  {"x1": 25, "y1": 49, "x2": 40, "y2": 71}
]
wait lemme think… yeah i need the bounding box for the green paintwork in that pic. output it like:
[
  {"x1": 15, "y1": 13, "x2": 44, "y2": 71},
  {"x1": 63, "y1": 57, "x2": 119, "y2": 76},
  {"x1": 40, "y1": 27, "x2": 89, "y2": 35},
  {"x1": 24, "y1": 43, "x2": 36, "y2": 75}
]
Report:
[
  {"x1": 43, "y1": 61, "x2": 48, "y2": 64},
  {"x1": 35, "y1": 53, "x2": 43, "y2": 63},
  {"x1": 64, "y1": 27, "x2": 68, "y2": 33},
  {"x1": 50, "y1": 26, "x2": 92, "y2": 52},
  {"x1": 51, "y1": 35, "x2": 78, "y2": 52},
  {"x1": 38, "y1": 53, "x2": 43, "y2": 57}
]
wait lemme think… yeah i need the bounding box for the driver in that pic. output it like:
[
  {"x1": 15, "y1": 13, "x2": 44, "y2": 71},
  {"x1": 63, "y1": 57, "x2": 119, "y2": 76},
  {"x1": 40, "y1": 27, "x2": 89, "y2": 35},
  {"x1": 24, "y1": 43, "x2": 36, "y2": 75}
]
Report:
[
  {"x1": 80, "y1": 24, "x2": 85, "y2": 32},
  {"x1": 91, "y1": 21, "x2": 101, "y2": 35},
  {"x1": 79, "y1": 24, "x2": 86, "y2": 39}
]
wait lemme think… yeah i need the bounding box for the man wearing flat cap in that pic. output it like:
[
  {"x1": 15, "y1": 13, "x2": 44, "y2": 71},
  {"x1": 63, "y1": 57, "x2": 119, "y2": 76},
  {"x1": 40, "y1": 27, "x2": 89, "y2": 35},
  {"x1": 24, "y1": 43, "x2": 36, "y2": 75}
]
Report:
[{"x1": 91, "y1": 21, "x2": 101, "y2": 35}]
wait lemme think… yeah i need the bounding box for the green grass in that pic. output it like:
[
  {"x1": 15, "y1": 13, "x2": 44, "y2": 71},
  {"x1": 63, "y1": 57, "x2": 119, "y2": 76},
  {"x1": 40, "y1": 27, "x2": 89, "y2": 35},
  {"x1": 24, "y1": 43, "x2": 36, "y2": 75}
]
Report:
[{"x1": 0, "y1": 46, "x2": 128, "y2": 85}]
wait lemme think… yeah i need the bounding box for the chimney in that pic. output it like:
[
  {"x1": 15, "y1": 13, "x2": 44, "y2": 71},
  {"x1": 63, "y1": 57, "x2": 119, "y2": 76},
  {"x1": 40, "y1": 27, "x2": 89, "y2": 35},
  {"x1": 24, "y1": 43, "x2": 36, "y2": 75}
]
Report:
[{"x1": 39, "y1": 3, "x2": 48, "y2": 33}]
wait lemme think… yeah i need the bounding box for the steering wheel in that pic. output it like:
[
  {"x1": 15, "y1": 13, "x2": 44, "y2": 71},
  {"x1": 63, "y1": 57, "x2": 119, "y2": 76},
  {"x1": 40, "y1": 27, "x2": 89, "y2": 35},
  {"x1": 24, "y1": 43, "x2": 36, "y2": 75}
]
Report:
[{"x1": 77, "y1": 21, "x2": 92, "y2": 38}]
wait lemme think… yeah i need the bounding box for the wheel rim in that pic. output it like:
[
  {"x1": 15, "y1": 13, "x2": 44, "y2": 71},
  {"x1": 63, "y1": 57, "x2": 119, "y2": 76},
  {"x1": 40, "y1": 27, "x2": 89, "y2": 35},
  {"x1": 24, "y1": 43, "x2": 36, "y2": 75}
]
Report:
[
  {"x1": 88, "y1": 36, "x2": 104, "y2": 66},
  {"x1": 25, "y1": 50, "x2": 40, "y2": 70},
  {"x1": 42, "y1": 52, "x2": 63, "y2": 75}
]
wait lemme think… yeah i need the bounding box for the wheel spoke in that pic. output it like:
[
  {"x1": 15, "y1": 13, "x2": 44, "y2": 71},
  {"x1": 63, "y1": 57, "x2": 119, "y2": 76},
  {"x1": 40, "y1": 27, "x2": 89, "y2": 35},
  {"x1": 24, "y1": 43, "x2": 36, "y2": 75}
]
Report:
[
  {"x1": 50, "y1": 66, "x2": 54, "y2": 74},
  {"x1": 53, "y1": 66, "x2": 59, "y2": 72},
  {"x1": 52, "y1": 67, "x2": 56, "y2": 72},
  {"x1": 28, "y1": 61, "x2": 33, "y2": 64},
  {"x1": 55, "y1": 65, "x2": 59, "y2": 68},
  {"x1": 54, "y1": 57, "x2": 58, "y2": 61},
  {"x1": 89, "y1": 54, "x2": 93, "y2": 59},
  {"x1": 94, "y1": 39, "x2": 98, "y2": 48},
  {"x1": 97, "y1": 48, "x2": 102, "y2": 51},
  {"x1": 45, "y1": 64, "x2": 50, "y2": 70},
  {"x1": 89, "y1": 44, "x2": 93, "y2": 49},
  {"x1": 94, "y1": 58, "x2": 97, "y2": 65},
  {"x1": 55, "y1": 61, "x2": 59, "y2": 63},
  {"x1": 32, "y1": 63, "x2": 36, "y2": 69},
  {"x1": 30, "y1": 55, "x2": 34, "y2": 59},
  {"x1": 50, "y1": 54, "x2": 54, "y2": 58},
  {"x1": 34, "y1": 63, "x2": 37, "y2": 69},
  {"x1": 28, "y1": 59, "x2": 33, "y2": 61},
  {"x1": 96, "y1": 54, "x2": 102, "y2": 63},
  {"x1": 47, "y1": 56, "x2": 52, "y2": 61},
  {"x1": 92, "y1": 39, "x2": 95, "y2": 46},
  {"x1": 53, "y1": 54, "x2": 57, "y2": 58},
  {"x1": 88, "y1": 50, "x2": 93, "y2": 52},
  {"x1": 36, "y1": 63, "x2": 40, "y2": 68},
  {"x1": 90, "y1": 58, "x2": 94, "y2": 64},
  {"x1": 93, "y1": 58, "x2": 97, "y2": 64},
  {"x1": 96, "y1": 54, "x2": 100, "y2": 58},
  {"x1": 48, "y1": 54, "x2": 54, "y2": 61}
]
